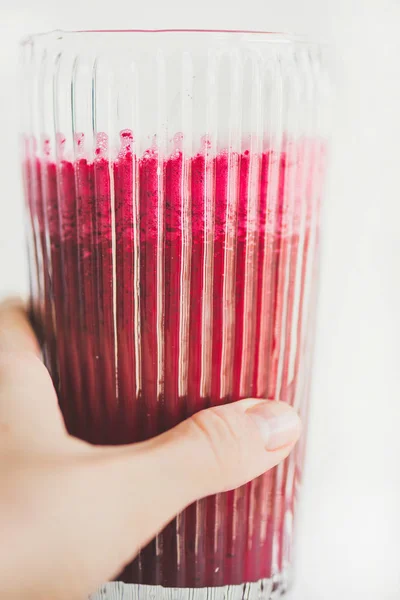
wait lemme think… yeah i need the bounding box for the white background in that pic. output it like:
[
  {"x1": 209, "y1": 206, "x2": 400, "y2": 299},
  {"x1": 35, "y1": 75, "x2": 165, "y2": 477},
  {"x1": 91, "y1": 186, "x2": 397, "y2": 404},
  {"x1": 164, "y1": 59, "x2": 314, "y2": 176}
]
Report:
[{"x1": 1, "y1": 1, "x2": 399, "y2": 599}]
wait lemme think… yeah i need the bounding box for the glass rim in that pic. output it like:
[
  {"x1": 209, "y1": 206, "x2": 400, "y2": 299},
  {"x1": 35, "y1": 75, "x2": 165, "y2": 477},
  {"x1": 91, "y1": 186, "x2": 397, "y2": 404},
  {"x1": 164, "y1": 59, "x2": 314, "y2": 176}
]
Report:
[{"x1": 21, "y1": 28, "x2": 326, "y2": 46}]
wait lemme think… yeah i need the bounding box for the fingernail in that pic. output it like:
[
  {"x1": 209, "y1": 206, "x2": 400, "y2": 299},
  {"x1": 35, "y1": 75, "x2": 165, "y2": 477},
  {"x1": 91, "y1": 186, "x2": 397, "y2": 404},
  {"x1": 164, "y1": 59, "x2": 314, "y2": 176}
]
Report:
[{"x1": 246, "y1": 401, "x2": 301, "y2": 450}]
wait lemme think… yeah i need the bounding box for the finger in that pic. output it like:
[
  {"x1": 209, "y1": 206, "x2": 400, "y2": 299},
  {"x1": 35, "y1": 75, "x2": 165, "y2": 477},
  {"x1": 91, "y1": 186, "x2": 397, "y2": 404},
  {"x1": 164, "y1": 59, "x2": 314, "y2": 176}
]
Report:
[
  {"x1": 99, "y1": 399, "x2": 301, "y2": 563},
  {"x1": 0, "y1": 300, "x2": 66, "y2": 445},
  {"x1": 0, "y1": 298, "x2": 40, "y2": 356},
  {"x1": 141, "y1": 398, "x2": 301, "y2": 498}
]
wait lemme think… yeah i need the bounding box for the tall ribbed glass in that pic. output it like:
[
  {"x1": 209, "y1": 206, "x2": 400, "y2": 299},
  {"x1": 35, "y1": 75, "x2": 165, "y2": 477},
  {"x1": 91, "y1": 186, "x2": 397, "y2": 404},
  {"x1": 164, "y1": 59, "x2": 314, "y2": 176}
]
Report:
[{"x1": 20, "y1": 30, "x2": 330, "y2": 600}]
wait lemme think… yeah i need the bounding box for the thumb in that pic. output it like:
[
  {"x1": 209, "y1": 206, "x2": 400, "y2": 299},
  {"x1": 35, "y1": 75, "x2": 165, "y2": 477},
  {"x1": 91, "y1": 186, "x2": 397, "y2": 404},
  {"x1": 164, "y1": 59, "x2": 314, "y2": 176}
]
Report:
[
  {"x1": 102, "y1": 399, "x2": 301, "y2": 560},
  {"x1": 145, "y1": 398, "x2": 301, "y2": 500}
]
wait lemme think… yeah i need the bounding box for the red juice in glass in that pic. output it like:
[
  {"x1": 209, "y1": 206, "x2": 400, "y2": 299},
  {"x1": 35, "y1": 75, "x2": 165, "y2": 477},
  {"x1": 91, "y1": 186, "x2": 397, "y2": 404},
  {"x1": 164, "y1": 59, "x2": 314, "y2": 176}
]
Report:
[{"x1": 21, "y1": 30, "x2": 329, "y2": 600}]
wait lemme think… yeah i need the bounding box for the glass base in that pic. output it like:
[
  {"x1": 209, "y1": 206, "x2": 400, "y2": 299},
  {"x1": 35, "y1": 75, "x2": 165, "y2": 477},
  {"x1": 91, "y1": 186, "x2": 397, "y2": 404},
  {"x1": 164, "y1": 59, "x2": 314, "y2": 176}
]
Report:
[{"x1": 89, "y1": 569, "x2": 293, "y2": 600}]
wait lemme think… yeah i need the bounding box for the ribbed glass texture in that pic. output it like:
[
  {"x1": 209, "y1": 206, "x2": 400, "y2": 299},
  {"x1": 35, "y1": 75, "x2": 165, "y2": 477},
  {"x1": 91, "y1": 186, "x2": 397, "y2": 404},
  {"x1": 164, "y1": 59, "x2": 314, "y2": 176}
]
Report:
[{"x1": 21, "y1": 30, "x2": 330, "y2": 599}]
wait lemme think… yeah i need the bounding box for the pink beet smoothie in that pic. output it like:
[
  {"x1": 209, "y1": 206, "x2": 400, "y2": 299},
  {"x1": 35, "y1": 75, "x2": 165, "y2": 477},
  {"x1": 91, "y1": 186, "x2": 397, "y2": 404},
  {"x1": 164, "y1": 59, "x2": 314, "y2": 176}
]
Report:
[{"x1": 25, "y1": 130, "x2": 320, "y2": 588}]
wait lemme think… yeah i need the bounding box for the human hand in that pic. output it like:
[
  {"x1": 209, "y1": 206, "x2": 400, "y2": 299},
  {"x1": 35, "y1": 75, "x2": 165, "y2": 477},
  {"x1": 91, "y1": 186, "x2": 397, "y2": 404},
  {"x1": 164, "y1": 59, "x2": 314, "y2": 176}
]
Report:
[{"x1": 0, "y1": 299, "x2": 301, "y2": 600}]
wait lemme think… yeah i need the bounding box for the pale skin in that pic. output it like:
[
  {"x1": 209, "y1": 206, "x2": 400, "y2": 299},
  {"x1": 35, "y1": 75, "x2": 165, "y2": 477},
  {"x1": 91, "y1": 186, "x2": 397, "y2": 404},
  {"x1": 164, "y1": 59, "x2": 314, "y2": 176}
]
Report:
[{"x1": 0, "y1": 300, "x2": 301, "y2": 600}]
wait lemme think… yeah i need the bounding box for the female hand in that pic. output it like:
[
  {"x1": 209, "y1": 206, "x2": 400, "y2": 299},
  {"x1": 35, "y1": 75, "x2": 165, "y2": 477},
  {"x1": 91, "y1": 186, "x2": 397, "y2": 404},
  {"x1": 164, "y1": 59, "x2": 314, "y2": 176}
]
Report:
[{"x1": 0, "y1": 299, "x2": 301, "y2": 600}]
